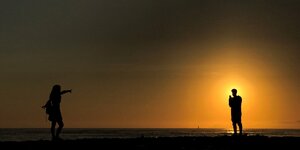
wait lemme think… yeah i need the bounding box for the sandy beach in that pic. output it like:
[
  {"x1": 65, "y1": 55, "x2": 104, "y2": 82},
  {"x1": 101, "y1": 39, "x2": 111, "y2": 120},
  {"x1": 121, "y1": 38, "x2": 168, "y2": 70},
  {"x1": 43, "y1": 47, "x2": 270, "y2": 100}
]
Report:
[{"x1": 1, "y1": 136, "x2": 299, "y2": 150}]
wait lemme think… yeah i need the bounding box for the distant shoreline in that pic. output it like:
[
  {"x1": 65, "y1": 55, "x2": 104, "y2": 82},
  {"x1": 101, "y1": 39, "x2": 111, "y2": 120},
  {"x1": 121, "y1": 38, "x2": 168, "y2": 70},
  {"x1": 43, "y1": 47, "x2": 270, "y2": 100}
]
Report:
[
  {"x1": 1, "y1": 128, "x2": 300, "y2": 142},
  {"x1": 1, "y1": 136, "x2": 299, "y2": 150}
]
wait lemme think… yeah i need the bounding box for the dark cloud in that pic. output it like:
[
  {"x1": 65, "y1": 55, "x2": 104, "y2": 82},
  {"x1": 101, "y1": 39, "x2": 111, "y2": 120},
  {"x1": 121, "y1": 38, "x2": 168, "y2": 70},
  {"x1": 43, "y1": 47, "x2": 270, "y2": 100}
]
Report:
[
  {"x1": 2, "y1": 0, "x2": 300, "y2": 47},
  {"x1": 0, "y1": 0, "x2": 299, "y2": 79}
]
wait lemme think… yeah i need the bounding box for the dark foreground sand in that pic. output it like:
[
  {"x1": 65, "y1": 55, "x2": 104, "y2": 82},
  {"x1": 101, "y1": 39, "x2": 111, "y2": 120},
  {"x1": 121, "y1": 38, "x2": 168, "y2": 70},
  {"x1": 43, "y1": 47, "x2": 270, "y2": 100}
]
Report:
[{"x1": 1, "y1": 136, "x2": 299, "y2": 150}]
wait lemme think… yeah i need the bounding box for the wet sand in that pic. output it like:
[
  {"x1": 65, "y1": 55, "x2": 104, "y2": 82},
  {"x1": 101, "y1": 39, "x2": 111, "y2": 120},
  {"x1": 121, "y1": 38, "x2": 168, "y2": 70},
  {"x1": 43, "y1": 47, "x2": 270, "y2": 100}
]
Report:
[{"x1": 1, "y1": 136, "x2": 299, "y2": 150}]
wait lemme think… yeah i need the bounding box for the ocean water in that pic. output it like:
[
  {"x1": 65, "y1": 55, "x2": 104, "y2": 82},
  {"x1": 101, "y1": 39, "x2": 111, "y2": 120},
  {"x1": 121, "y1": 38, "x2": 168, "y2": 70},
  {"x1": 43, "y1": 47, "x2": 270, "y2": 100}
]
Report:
[{"x1": 0, "y1": 128, "x2": 299, "y2": 141}]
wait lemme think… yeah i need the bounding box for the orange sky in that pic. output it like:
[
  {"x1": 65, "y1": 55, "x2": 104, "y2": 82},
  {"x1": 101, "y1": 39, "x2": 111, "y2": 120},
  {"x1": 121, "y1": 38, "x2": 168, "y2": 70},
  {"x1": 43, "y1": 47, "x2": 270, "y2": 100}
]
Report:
[{"x1": 0, "y1": 0, "x2": 299, "y2": 128}]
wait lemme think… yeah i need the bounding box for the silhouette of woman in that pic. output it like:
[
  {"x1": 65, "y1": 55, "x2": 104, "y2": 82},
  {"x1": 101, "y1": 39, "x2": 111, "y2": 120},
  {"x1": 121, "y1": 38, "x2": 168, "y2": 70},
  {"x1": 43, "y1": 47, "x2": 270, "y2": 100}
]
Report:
[{"x1": 43, "y1": 84, "x2": 72, "y2": 140}]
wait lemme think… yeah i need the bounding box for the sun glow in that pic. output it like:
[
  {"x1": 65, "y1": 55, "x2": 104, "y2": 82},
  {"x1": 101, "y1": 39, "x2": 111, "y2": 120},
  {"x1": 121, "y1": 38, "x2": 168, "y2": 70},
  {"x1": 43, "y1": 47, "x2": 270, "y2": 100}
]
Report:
[
  {"x1": 214, "y1": 73, "x2": 251, "y2": 101},
  {"x1": 182, "y1": 44, "x2": 260, "y2": 128}
]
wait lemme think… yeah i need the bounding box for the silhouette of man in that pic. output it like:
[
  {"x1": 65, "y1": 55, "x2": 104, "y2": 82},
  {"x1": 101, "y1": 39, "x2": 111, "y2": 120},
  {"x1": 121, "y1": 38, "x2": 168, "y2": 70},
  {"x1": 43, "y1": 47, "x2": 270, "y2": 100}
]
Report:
[
  {"x1": 42, "y1": 84, "x2": 72, "y2": 140},
  {"x1": 229, "y1": 88, "x2": 243, "y2": 135}
]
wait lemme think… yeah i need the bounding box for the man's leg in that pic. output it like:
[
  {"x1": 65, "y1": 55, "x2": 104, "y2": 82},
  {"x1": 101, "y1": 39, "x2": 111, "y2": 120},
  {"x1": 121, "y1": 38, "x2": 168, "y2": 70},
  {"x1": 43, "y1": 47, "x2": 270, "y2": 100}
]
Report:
[
  {"x1": 232, "y1": 122, "x2": 237, "y2": 135},
  {"x1": 238, "y1": 122, "x2": 243, "y2": 135}
]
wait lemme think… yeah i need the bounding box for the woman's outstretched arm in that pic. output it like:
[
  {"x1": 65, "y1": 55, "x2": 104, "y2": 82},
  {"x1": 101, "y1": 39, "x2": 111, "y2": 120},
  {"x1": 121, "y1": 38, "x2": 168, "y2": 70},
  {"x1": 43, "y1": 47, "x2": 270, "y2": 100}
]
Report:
[{"x1": 61, "y1": 89, "x2": 72, "y2": 95}]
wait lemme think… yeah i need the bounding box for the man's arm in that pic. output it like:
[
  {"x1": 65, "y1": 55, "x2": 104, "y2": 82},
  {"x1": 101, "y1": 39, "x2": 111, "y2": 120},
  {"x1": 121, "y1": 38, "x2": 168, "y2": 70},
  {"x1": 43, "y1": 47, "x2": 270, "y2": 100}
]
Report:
[
  {"x1": 229, "y1": 96, "x2": 232, "y2": 107},
  {"x1": 239, "y1": 96, "x2": 242, "y2": 104},
  {"x1": 61, "y1": 89, "x2": 72, "y2": 95}
]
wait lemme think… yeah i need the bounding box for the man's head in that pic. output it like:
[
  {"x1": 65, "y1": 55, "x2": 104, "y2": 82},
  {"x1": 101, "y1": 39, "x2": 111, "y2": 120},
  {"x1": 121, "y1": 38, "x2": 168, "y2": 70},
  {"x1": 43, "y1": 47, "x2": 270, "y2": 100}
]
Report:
[{"x1": 231, "y1": 88, "x2": 237, "y2": 96}]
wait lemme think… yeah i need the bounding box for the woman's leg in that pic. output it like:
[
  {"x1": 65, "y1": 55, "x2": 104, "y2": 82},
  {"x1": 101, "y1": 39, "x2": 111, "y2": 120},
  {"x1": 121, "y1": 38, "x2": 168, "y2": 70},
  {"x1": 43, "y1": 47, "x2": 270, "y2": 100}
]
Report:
[
  {"x1": 56, "y1": 120, "x2": 64, "y2": 138},
  {"x1": 51, "y1": 121, "x2": 56, "y2": 139}
]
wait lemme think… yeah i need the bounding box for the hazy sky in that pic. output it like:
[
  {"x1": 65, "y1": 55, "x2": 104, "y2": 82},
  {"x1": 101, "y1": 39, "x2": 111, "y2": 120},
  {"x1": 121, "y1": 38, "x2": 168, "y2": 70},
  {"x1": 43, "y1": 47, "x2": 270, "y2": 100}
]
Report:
[{"x1": 0, "y1": 0, "x2": 299, "y2": 128}]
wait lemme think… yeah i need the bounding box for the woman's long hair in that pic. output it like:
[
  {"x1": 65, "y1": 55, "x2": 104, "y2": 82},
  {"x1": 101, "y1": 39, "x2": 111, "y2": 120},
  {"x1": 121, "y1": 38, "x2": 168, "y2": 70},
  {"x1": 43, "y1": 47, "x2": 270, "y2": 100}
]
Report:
[{"x1": 50, "y1": 84, "x2": 61, "y2": 100}]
